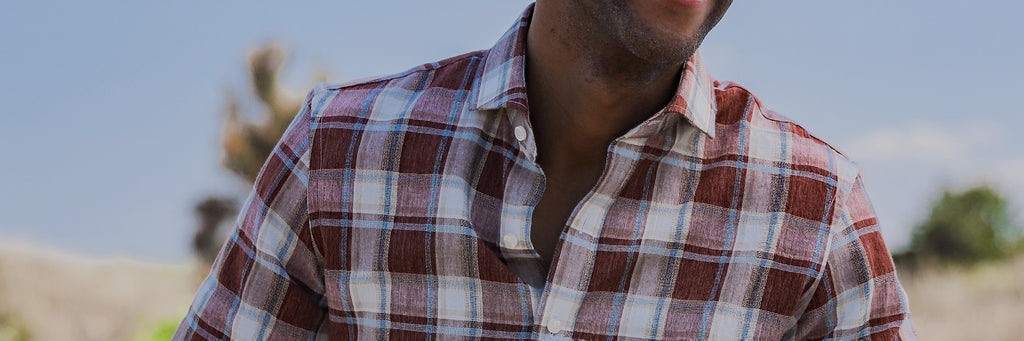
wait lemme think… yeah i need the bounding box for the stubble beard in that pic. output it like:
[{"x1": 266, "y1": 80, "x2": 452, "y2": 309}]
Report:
[{"x1": 567, "y1": 0, "x2": 726, "y2": 83}]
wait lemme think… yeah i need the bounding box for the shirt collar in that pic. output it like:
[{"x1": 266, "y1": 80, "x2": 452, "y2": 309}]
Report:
[{"x1": 471, "y1": 3, "x2": 718, "y2": 139}]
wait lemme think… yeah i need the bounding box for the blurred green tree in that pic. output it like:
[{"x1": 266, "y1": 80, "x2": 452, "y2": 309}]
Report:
[
  {"x1": 132, "y1": 320, "x2": 177, "y2": 341},
  {"x1": 0, "y1": 312, "x2": 31, "y2": 341},
  {"x1": 896, "y1": 185, "x2": 1022, "y2": 267},
  {"x1": 192, "y1": 43, "x2": 327, "y2": 264}
]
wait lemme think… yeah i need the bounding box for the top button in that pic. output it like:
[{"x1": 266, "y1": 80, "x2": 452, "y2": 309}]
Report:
[
  {"x1": 547, "y1": 319, "x2": 564, "y2": 334},
  {"x1": 514, "y1": 126, "x2": 527, "y2": 142},
  {"x1": 501, "y1": 233, "x2": 518, "y2": 248}
]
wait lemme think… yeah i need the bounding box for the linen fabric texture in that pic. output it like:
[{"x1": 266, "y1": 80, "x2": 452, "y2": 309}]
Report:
[{"x1": 175, "y1": 4, "x2": 915, "y2": 340}]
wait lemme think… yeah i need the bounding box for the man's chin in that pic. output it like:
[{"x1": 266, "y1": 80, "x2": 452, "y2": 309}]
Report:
[{"x1": 621, "y1": 32, "x2": 702, "y2": 66}]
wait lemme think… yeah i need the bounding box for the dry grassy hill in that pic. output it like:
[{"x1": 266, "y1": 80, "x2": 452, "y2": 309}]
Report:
[
  {"x1": 899, "y1": 257, "x2": 1024, "y2": 340},
  {"x1": 0, "y1": 240, "x2": 200, "y2": 341},
  {"x1": 1, "y1": 239, "x2": 1021, "y2": 340}
]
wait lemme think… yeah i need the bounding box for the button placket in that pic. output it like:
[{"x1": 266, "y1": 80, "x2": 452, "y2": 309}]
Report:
[
  {"x1": 535, "y1": 140, "x2": 632, "y2": 338},
  {"x1": 533, "y1": 202, "x2": 606, "y2": 338},
  {"x1": 493, "y1": 107, "x2": 551, "y2": 295},
  {"x1": 505, "y1": 109, "x2": 537, "y2": 161},
  {"x1": 499, "y1": 108, "x2": 543, "y2": 255}
]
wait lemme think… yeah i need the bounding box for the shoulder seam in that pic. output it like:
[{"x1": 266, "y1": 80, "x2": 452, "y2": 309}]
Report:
[
  {"x1": 764, "y1": 108, "x2": 853, "y2": 161},
  {"x1": 719, "y1": 81, "x2": 856, "y2": 163},
  {"x1": 320, "y1": 50, "x2": 487, "y2": 91}
]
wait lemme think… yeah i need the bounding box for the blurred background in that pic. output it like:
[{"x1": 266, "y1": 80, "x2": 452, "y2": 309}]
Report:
[{"x1": 1, "y1": 1, "x2": 1022, "y2": 340}]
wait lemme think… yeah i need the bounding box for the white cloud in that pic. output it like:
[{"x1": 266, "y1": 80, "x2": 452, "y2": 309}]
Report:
[{"x1": 847, "y1": 121, "x2": 1003, "y2": 166}]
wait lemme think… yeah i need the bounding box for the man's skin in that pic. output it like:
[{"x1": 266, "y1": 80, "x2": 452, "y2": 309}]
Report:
[{"x1": 526, "y1": 0, "x2": 734, "y2": 270}]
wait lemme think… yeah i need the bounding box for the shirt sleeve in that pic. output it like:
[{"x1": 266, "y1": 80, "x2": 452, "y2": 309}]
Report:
[
  {"x1": 790, "y1": 173, "x2": 917, "y2": 340},
  {"x1": 174, "y1": 88, "x2": 328, "y2": 341}
]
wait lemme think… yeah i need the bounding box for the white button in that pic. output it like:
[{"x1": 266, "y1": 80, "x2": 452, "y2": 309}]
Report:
[
  {"x1": 501, "y1": 234, "x2": 518, "y2": 248},
  {"x1": 514, "y1": 126, "x2": 528, "y2": 142},
  {"x1": 547, "y1": 319, "x2": 564, "y2": 334}
]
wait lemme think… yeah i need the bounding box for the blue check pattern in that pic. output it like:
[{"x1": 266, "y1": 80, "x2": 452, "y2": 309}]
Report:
[{"x1": 174, "y1": 3, "x2": 915, "y2": 340}]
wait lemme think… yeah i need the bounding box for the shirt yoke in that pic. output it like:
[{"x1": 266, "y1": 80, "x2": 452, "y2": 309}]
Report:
[{"x1": 713, "y1": 80, "x2": 862, "y2": 196}]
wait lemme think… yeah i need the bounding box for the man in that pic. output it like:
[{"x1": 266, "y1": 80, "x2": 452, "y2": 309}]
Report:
[{"x1": 176, "y1": 1, "x2": 915, "y2": 339}]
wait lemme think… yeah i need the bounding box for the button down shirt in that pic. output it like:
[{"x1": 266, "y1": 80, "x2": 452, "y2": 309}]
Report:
[{"x1": 175, "y1": 4, "x2": 915, "y2": 340}]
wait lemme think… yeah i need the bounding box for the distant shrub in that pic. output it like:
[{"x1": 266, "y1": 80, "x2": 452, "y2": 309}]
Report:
[
  {"x1": 895, "y1": 185, "x2": 1023, "y2": 267},
  {"x1": 133, "y1": 320, "x2": 177, "y2": 341},
  {"x1": 0, "y1": 312, "x2": 32, "y2": 341}
]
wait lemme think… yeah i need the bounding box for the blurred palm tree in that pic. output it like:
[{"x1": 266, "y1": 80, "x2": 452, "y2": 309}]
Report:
[{"x1": 193, "y1": 43, "x2": 328, "y2": 264}]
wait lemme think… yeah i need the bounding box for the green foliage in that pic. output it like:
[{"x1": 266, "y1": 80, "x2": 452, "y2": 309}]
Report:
[
  {"x1": 132, "y1": 320, "x2": 178, "y2": 341},
  {"x1": 0, "y1": 312, "x2": 32, "y2": 341},
  {"x1": 898, "y1": 185, "x2": 1022, "y2": 267}
]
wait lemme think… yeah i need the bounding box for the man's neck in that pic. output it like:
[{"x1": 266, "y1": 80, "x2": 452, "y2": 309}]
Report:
[{"x1": 525, "y1": 2, "x2": 686, "y2": 171}]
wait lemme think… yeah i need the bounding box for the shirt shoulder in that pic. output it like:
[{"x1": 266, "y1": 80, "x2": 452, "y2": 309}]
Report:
[
  {"x1": 303, "y1": 50, "x2": 492, "y2": 174},
  {"x1": 307, "y1": 50, "x2": 489, "y2": 122},
  {"x1": 712, "y1": 80, "x2": 862, "y2": 188}
]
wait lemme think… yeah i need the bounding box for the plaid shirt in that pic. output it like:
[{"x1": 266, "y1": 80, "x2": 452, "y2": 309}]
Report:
[{"x1": 176, "y1": 4, "x2": 914, "y2": 340}]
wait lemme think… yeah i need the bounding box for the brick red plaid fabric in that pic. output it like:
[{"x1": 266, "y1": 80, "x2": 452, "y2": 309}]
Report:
[{"x1": 175, "y1": 4, "x2": 914, "y2": 340}]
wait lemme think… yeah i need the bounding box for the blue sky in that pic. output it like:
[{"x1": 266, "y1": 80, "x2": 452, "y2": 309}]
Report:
[{"x1": 2, "y1": 1, "x2": 1022, "y2": 262}]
